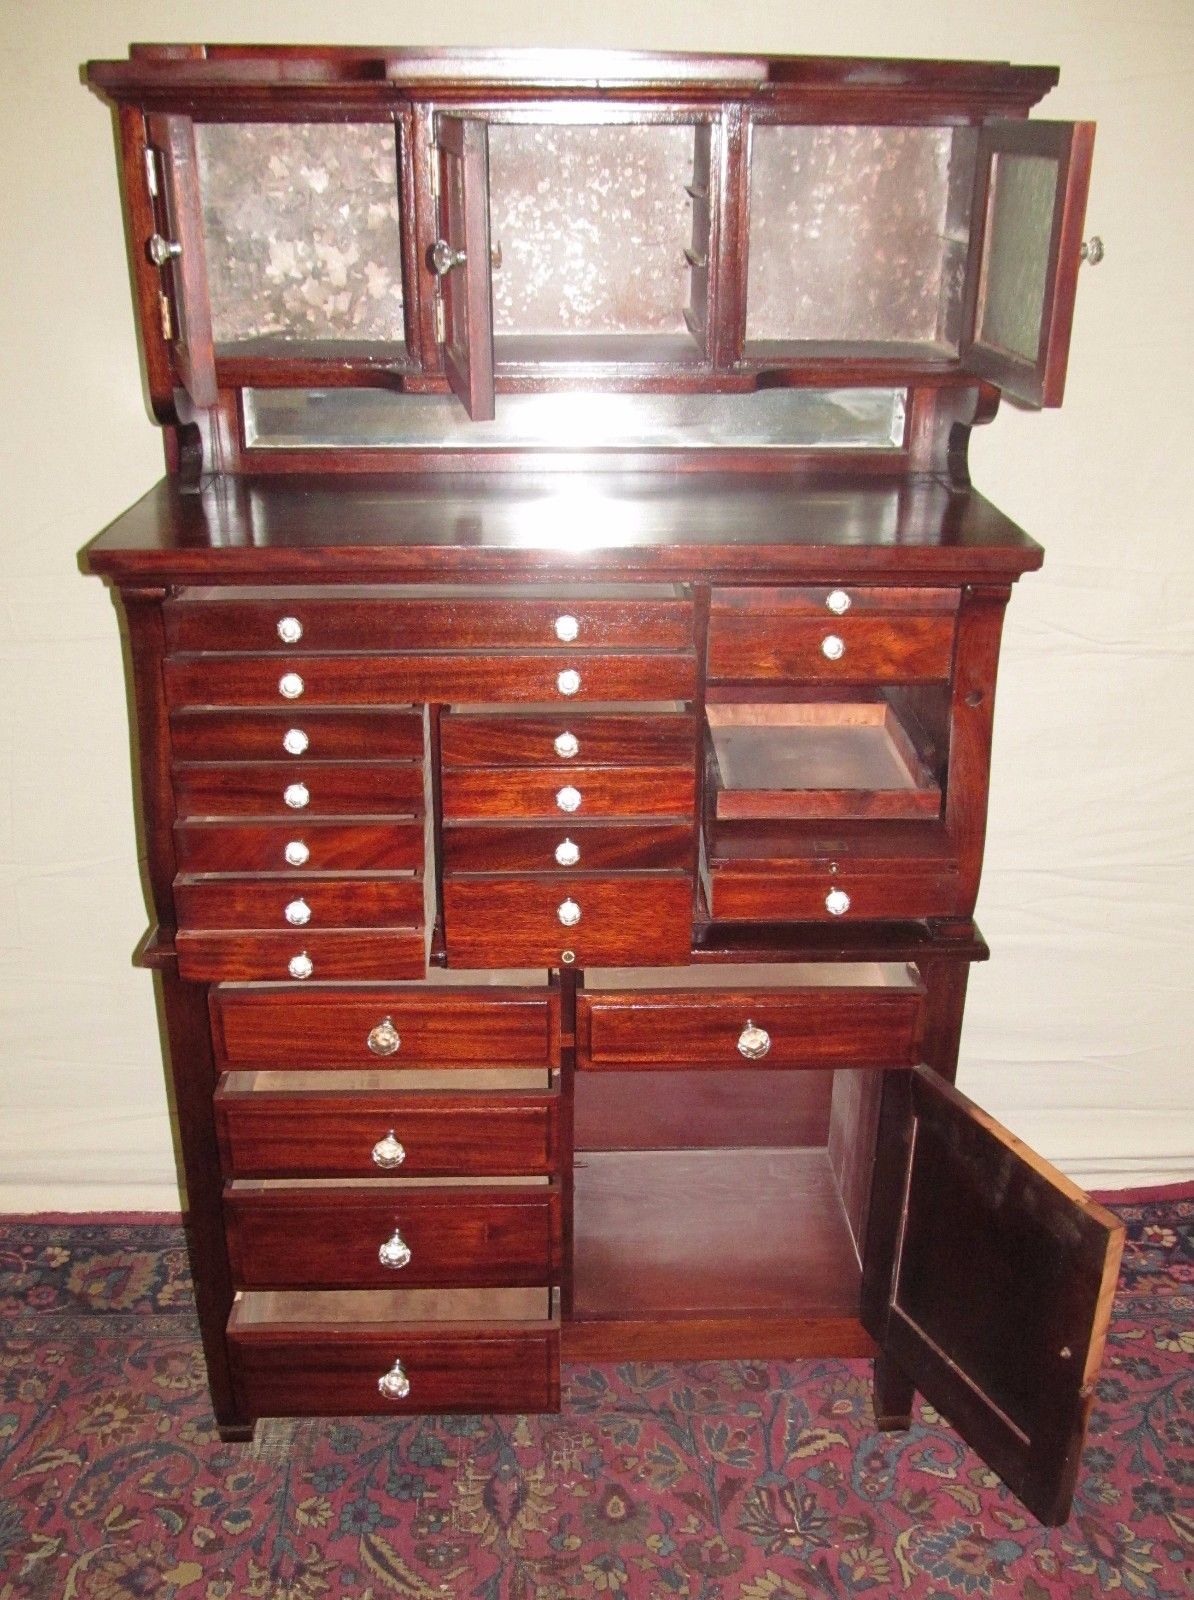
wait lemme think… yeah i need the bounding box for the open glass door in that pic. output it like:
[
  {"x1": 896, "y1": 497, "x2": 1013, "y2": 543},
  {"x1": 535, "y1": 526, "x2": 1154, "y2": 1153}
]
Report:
[
  {"x1": 863, "y1": 1065, "x2": 1124, "y2": 1525},
  {"x1": 961, "y1": 121, "x2": 1095, "y2": 408},
  {"x1": 433, "y1": 115, "x2": 496, "y2": 421},
  {"x1": 144, "y1": 113, "x2": 218, "y2": 408}
]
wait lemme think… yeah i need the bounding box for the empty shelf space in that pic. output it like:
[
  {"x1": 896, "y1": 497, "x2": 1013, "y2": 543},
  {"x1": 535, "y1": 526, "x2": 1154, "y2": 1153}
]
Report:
[
  {"x1": 707, "y1": 701, "x2": 940, "y2": 821},
  {"x1": 572, "y1": 1147, "x2": 861, "y2": 1322}
]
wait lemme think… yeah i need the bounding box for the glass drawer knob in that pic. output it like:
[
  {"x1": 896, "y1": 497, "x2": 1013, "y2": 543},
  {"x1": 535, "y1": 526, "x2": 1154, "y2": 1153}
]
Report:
[
  {"x1": 555, "y1": 837, "x2": 580, "y2": 867},
  {"x1": 557, "y1": 669, "x2": 581, "y2": 697},
  {"x1": 284, "y1": 839, "x2": 309, "y2": 867},
  {"x1": 554, "y1": 731, "x2": 579, "y2": 759},
  {"x1": 367, "y1": 1016, "x2": 402, "y2": 1057},
  {"x1": 821, "y1": 635, "x2": 845, "y2": 661},
  {"x1": 288, "y1": 951, "x2": 313, "y2": 980},
  {"x1": 554, "y1": 613, "x2": 580, "y2": 643},
  {"x1": 279, "y1": 672, "x2": 305, "y2": 700},
  {"x1": 737, "y1": 1020, "x2": 771, "y2": 1060},
  {"x1": 378, "y1": 1229, "x2": 412, "y2": 1271},
  {"x1": 825, "y1": 888, "x2": 851, "y2": 916},
  {"x1": 378, "y1": 1358, "x2": 411, "y2": 1400},
  {"x1": 826, "y1": 589, "x2": 851, "y2": 615},
  {"x1": 283, "y1": 727, "x2": 309, "y2": 756},
  {"x1": 277, "y1": 616, "x2": 303, "y2": 644},
  {"x1": 556, "y1": 785, "x2": 582, "y2": 814},
  {"x1": 284, "y1": 898, "x2": 311, "y2": 927},
  {"x1": 372, "y1": 1130, "x2": 406, "y2": 1169},
  {"x1": 557, "y1": 898, "x2": 581, "y2": 928},
  {"x1": 284, "y1": 783, "x2": 310, "y2": 810}
]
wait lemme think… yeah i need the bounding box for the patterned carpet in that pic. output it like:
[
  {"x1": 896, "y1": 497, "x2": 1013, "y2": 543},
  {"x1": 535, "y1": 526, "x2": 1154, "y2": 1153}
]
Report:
[{"x1": 0, "y1": 1194, "x2": 1190, "y2": 1600}]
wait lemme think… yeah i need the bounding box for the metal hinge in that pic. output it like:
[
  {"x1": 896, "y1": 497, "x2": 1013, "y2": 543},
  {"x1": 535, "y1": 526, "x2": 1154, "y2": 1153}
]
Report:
[
  {"x1": 433, "y1": 293, "x2": 446, "y2": 344},
  {"x1": 158, "y1": 290, "x2": 174, "y2": 342},
  {"x1": 143, "y1": 145, "x2": 159, "y2": 199}
]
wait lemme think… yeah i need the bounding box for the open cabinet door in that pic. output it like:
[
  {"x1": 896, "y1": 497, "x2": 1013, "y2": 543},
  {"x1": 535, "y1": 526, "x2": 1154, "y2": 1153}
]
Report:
[
  {"x1": 863, "y1": 1066, "x2": 1124, "y2": 1525},
  {"x1": 433, "y1": 115, "x2": 495, "y2": 421},
  {"x1": 961, "y1": 121, "x2": 1095, "y2": 408},
  {"x1": 144, "y1": 114, "x2": 217, "y2": 409}
]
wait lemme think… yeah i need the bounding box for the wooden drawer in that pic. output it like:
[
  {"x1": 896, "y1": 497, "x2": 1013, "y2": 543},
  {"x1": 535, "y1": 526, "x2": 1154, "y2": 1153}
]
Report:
[
  {"x1": 170, "y1": 708, "x2": 423, "y2": 763},
  {"x1": 166, "y1": 594, "x2": 692, "y2": 653},
  {"x1": 228, "y1": 1288, "x2": 560, "y2": 1416},
  {"x1": 578, "y1": 980, "x2": 924, "y2": 1069},
  {"x1": 714, "y1": 586, "x2": 958, "y2": 618},
  {"x1": 443, "y1": 874, "x2": 693, "y2": 968},
  {"x1": 172, "y1": 762, "x2": 424, "y2": 818},
  {"x1": 178, "y1": 930, "x2": 426, "y2": 983},
  {"x1": 442, "y1": 712, "x2": 695, "y2": 768},
  {"x1": 225, "y1": 1183, "x2": 560, "y2": 1288},
  {"x1": 443, "y1": 821, "x2": 691, "y2": 874},
  {"x1": 175, "y1": 874, "x2": 423, "y2": 932},
  {"x1": 213, "y1": 984, "x2": 560, "y2": 1069},
  {"x1": 442, "y1": 765, "x2": 694, "y2": 822},
  {"x1": 708, "y1": 589, "x2": 956, "y2": 683},
  {"x1": 164, "y1": 652, "x2": 696, "y2": 707},
  {"x1": 706, "y1": 865, "x2": 961, "y2": 922},
  {"x1": 175, "y1": 819, "x2": 424, "y2": 874},
  {"x1": 215, "y1": 1077, "x2": 558, "y2": 1178}
]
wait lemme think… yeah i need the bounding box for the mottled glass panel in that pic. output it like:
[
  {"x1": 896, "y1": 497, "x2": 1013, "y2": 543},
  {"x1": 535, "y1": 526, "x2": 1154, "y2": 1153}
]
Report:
[
  {"x1": 488, "y1": 124, "x2": 696, "y2": 336},
  {"x1": 243, "y1": 388, "x2": 907, "y2": 451},
  {"x1": 976, "y1": 152, "x2": 1057, "y2": 363},
  {"x1": 747, "y1": 126, "x2": 957, "y2": 344},
  {"x1": 195, "y1": 123, "x2": 405, "y2": 345}
]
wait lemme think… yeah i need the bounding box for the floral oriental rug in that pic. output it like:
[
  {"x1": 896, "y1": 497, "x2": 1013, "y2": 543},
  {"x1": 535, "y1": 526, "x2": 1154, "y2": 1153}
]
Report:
[{"x1": 0, "y1": 1191, "x2": 1190, "y2": 1600}]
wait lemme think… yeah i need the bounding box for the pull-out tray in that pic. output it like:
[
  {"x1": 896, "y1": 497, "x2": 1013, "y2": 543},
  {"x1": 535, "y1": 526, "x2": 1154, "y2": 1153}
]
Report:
[{"x1": 707, "y1": 702, "x2": 940, "y2": 821}]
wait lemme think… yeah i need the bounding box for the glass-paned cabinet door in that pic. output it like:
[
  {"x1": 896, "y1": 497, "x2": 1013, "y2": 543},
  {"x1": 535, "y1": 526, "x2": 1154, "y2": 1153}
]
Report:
[
  {"x1": 145, "y1": 114, "x2": 218, "y2": 407},
  {"x1": 193, "y1": 120, "x2": 408, "y2": 356},
  {"x1": 960, "y1": 121, "x2": 1095, "y2": 407},
  {"x1": 745, "y1": 123, "x2": 979, "y2": 358}
]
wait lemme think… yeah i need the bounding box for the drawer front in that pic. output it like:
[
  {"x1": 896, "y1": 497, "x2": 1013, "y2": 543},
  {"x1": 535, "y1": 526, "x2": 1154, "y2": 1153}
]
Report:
[
  {"x1": 177, "y1": 929, "x2": 425, "y2": 983},
  {"x1": 443, "y1": 874, "x2": 692, "y2": 968},
  {"x1": 442, "y1": 712, "x2": 695, "y2": 768},
  {"x1": 708, "y1": 611, "x2": 955, "y2": 684},
  {"x1": 442, "y1": 765, "x2": 694, "y2": 822},
  {"x1": 443, "y1": 821, "x2": 691, "y2": 874},
  {"x1": 213, "y1": 985, "x2": 560, "y2": 1069},
  {"x1": 215, "y1": 1087, "x2": 558, "y2": 1178},
  {"x1": 230, "y1": 1323, "x2": 560, "y2": 1416},
  {"x1": 175, "y1": 820, "x2": 424, "y2": 874},
  {"x1": 712, "y1": 585, "x2": 958, "y2": 619},
  {"x1": 225, "y1": 1185, "x2": 560, "y2": 1288},
  {"x1": 165, "y1": 652, "x2": 696, "y2": 707},
  {"x1": 707, "y1": 867, "x2": 961, "y2": 922},
  {"x1": 167, "y1": 596, "x2": 692, "y2": 653},
  {"x1": 171, "y1": 708, "x2": 423, "y2": 763},
  {"x1": 175, "y1": 875, "x2": 423, "y2": 932},
  {"x1": 172, "y1": 762, "x2": 424, "y2": 818},
  {"x1": 579, "y1": 986, "x2": 924, "y2": 1069}
]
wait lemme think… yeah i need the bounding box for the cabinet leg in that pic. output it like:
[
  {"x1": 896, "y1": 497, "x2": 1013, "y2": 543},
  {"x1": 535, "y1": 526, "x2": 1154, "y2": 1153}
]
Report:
[
  {"x1": 216, "y1": 1419, "x2": 257, "y2": 1444},
  {"x1": 872, "y1": 1353, "x2": 915, "y2": 1430}
]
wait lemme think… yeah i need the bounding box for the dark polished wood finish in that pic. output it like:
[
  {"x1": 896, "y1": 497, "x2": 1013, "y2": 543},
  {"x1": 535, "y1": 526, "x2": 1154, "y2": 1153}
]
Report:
[{"x1": 175, "y1": 819, "x2": 424, "y2": 874}]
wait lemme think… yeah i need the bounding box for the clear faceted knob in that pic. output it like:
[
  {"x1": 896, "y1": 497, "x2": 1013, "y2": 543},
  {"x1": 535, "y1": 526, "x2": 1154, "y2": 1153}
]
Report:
[
  {"x1": 378, "y1": 1358, "x2": 411, "y2": 1400},
  {"x1": 554, "y1": 614, "x2": 580, "y2": 643},
  {"x1": 367, "y1": 1016, "x2": 401, "y2": 1057},
  {"x1": 554, "y1": 731, "x2": 580, "y2": 760},
  {"x1": 147, "y1": 232, "x2": 181, "y2": 267},
  {"x1": 556, "y1": 785, "x2": 582, "y2": 814},
  {"x1": 288, "y1": 951, "x2": 313, "y2": 980},
  {"x1": 378, "y1": 1229, "x2": 412, "y2": 1271},
  {"x1": 283, "y1": 727, "x2": 309, "y2": 756},
  {"x1": 284, "y1": 839, "x2": 310, "y2": 867},
  {"x1": 557, "y1": 669, "x2": 581, "y2": 697},
  {"x1": 737, "y1": 1020, "x2": 772, "y2": 1060},
  {"x1": 284, "y1": 783, "x2": 310, "y2": 810},
  {"x1": 277, "y1": 616, "x2": 303, "y2": 644},
  {"x1": 284, "y1": 898, "x2": 311, "y2": 927},
  {"x1": 825, "y1": 888, "x2": 851, "y2": 916},
  {"x1": 372, "y1": 1130, "x2": 406, "y2": 1169},
  {"x1": 825, "y1": 589, "x2": 851, "y2": 615},
  {"x1": 555, "y1": 837, "x2": 580, "y2": 867},
  {"x1": 820, "y1": 634, "x2": 846, "y2": 661},
  {"x1": 279, "y1": 672, "x2": 305, "y2": 700},
  {"x1": 557, "y1": 898, "x2": 581, "y2": 928}
]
